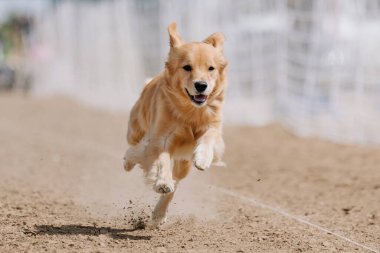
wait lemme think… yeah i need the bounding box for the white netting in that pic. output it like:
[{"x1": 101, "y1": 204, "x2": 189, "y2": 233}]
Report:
[{"x1": 28, "y1": 0, "x2": 380, "y2": 144}]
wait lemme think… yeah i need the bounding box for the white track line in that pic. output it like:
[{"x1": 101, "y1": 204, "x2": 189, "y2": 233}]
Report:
[
  {"x1": 213, "y1": 186, "x2": 379, "y2": 253},
  {"x1": 3, "y1": 121, "x2": 378, "y2": 252}
]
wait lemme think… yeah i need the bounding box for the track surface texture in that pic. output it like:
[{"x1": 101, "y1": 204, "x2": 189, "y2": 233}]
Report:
[{"x1": 1, "y1": 94, "x2": 379, "y2": 252}]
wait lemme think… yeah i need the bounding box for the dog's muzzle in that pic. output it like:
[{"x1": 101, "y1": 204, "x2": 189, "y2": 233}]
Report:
[{"x1": 185, "y1": 89, "x2": 208, "y2": 106}]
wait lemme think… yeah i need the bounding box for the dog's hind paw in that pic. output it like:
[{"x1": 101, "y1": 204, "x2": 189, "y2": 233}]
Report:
[
  {"x1": 212, "y1": 160, "x2": 226, "y2": 167},
  {"x1": 153, "y1": 179, "x2": 175, "y2": 194},
  {"x1": 123, "y1": 158, "x2": 135, "y2": 172},
  {"x1": 146, "y1": 216, "x2": 167, "y2": 229}
]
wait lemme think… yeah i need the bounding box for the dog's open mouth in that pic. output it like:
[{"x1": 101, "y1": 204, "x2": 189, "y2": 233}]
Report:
[{"x1": 185, "y1": 89, "x2": 208, "y2": 105}]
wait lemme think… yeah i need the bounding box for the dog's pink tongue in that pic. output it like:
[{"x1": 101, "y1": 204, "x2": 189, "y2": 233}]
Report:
[{"x1": 194, "y1": 94, "x2": 207, "y2": 102}]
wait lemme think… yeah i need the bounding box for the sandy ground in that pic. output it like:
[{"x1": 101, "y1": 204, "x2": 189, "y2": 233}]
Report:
[{"x1": 1, "y1": 93, "x2": 380, "y2": 253}]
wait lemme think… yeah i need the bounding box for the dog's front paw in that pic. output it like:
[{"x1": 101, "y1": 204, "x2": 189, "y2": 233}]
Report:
[
  {"x1": 193, "y1": 144, "x2": 214, "y2": 171},
  {"x1": 153, "y1": 179, "x2": 175, "y2": 194}
]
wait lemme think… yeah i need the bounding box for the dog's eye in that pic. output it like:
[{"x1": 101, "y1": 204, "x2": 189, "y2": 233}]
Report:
[
  {"x1": 183, "y1": 65, "x2": 192, "y2": 72},
  {"x1": 208, "y1": 66, "x2": 215, "y2": 71}
]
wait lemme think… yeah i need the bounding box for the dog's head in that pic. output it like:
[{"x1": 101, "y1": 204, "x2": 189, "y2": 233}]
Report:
[{"x1": 165, "y1": 22, "x2": 227, "y2": 108}]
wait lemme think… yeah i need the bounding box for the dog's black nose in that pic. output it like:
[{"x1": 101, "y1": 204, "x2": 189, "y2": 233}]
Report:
[{"x1": 194, "y1": 81, "x2": 207, "y2": 93}]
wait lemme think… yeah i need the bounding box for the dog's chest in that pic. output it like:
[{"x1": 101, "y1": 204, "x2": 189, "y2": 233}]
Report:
[{"x1": 171, "y1": 125, "x2": 202, "y2": 160}]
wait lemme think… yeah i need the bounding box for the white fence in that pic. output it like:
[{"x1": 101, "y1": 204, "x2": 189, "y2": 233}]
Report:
[{"x1": 29, "y1": 0, "x2": 380, "y2": 145}]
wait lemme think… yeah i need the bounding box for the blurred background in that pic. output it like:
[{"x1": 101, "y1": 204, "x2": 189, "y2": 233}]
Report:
[{"x1": 1, "y1": 0, "x2": 380, "y2": 145}]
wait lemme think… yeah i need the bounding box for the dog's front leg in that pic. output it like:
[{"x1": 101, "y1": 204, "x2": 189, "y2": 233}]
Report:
[
  {"x1": 152, "y1": 150, "x2": 175, "y2": 194},
  {"x1": 149, "y1": 188, "x2": 175, "y2": 228},
  {"x1": 193, "y1": 127, "x2": 220, "y2": 171}
]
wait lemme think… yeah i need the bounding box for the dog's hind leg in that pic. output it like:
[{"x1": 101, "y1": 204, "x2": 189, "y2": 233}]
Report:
[
  {"x1": 123, "y1": 145, "x2": 141, "y2": 171},
  {"x1": 212, "y1": 134, "x2": 226, "y2": 167},
  {"x1": 149, "y1": 189, "x2": 176, "y2": 228},
  {"x1": 124, "y1": 108, "x2": 146, "y2": 171},
  {"x1": 123, "y1": 136, "x2": 148, "y2": 171},
  {"x1": 123, "y1": 147, "x2": 139, "y2": 171}
]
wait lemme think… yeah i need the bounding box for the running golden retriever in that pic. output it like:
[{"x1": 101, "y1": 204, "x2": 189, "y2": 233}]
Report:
[{"x1": 123, "y1": 22, "x2": 227, "y2": 227}]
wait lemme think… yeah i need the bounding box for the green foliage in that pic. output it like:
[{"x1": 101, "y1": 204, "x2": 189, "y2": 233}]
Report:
[{"x1": 0, "y1": 15, "x2": 24, "y2": 61}]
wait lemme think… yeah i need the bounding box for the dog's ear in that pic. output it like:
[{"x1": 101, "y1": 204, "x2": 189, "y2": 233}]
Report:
[
  {"x1": 168, "y1": 22, "x2": 183, "y2": 48},
  {"x1": 203, "y1": 32, "x2": 224, "y2": 52}
]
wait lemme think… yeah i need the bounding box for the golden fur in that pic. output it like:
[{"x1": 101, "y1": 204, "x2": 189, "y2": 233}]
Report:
[{"x1": 123, "y1": 22, "x2": 227, "y2": 227}]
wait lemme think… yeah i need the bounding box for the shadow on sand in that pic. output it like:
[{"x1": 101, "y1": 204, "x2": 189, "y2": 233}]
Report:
[{"x1": 34, "y1": 224, "x2": 151, "y2": 241}]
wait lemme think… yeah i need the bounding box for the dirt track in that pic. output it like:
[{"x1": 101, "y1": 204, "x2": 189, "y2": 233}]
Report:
[{"x1": 1, "y1": 94, "x2": 379, "y2": 252}]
